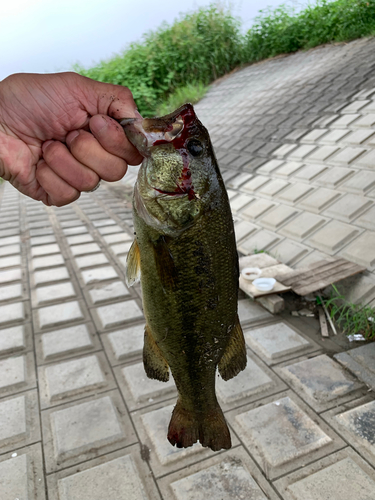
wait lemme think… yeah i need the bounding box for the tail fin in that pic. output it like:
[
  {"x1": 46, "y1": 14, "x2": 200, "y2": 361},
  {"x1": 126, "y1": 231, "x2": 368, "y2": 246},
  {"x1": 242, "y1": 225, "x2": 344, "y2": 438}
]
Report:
[{"x1": 167, "y1": 399, "x2": 231, "y2": 451}]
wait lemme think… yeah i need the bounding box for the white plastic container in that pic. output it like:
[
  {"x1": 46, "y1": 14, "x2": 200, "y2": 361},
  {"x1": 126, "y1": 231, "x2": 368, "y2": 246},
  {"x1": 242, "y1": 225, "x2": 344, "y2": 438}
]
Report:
[
  {"x1": 241, "y1": 267, "x2": 262, "y2": 281},
  {"x1": 252, "y1": 277, "x2": 276, "y2": 291}
]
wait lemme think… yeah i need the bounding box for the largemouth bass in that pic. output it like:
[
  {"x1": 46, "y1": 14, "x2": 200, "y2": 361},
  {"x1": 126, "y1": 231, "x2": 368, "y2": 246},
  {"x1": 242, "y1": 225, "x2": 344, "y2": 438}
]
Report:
[{"x1": 121, "y1": 104, "x2": 246, "y2": 451}]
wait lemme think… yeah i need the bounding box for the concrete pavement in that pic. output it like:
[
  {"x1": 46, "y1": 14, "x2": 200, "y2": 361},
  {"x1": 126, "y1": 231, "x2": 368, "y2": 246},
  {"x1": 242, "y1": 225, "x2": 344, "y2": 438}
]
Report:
[{"x1": 1, "y1": 36, "x2": 375, "y2": 499}]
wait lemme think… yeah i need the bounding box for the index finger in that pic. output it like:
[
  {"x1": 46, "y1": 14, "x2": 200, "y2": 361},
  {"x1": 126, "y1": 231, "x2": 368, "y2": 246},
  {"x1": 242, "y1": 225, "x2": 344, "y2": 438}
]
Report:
[{"x1": 89, "y1": 114, "x2": 143, "y2": 165}]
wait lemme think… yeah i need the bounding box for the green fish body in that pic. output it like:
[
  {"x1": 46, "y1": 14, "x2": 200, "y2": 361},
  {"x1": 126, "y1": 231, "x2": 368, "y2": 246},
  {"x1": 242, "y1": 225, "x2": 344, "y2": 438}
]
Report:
[{"x1": 122, "y1": 104, "x2": 246, "y2": 451}]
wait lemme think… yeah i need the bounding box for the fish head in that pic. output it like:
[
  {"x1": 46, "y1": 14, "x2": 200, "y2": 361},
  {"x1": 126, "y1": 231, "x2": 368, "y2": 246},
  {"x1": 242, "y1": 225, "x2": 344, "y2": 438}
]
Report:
[{"x1": 121, "y1": 104, "x2": 221, "y2": 234}]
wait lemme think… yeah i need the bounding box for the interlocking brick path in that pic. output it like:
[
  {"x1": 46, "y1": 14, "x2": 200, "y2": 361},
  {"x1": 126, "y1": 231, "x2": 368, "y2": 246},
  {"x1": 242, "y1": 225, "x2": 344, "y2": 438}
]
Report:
[{"x1": 1, "y1": 37, "x2": 375, "y2": 499}]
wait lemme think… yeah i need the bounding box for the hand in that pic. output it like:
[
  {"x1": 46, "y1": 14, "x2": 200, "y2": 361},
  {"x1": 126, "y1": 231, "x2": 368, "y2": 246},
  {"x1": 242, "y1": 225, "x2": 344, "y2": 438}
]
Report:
[{"x1": 0, "y1": 72, "x2": 143, "y2": 206}]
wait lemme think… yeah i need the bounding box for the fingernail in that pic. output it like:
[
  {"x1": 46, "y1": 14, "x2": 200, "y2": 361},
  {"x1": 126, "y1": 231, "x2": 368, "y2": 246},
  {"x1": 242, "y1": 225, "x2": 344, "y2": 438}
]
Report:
[
  {"x1": 135, "y1": 109, "x2": 143, "y2": 119},
  {"x1": 95, "y1": 116, "x2": 109, "y2": 133},
  {"x1": 42, "y1": 140, "x2": 54, "y2": 154},
  {"x1": 66, "y1": 130, "x2": 80, "y2": 147}
]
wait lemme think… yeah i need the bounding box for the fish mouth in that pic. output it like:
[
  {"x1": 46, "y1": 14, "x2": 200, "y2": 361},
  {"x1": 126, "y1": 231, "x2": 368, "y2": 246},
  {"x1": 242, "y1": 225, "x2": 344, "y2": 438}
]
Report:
[{"x1": 152, "y1": 187, "x2": 188, "y2": 198}]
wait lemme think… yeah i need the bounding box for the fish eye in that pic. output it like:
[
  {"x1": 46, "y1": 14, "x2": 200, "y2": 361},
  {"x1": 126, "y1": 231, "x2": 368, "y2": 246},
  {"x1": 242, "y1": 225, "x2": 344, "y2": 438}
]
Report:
[{"x1": 187, "y1": 139, "x2": 204, "y2": 157}]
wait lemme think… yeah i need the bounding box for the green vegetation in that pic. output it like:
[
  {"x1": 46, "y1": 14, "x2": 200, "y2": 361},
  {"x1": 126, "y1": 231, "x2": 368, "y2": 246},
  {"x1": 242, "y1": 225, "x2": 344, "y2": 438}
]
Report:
[
  {"x1": 323, "y1": 285, "x2": 375, "y2": 340},
  {"x1": 76, "y1": 0, "x2": 375, "y2": 116}
]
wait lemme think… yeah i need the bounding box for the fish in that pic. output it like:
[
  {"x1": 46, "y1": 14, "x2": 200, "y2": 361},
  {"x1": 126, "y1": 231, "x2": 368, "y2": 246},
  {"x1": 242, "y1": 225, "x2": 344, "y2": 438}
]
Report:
[{"x1": 120, "y1": 103, "x2": 246, "y2": 451}]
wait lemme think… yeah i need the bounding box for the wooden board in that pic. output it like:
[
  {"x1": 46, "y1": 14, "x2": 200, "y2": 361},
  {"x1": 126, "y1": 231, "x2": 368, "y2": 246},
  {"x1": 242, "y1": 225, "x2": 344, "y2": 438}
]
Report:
[
  {"x1": 318, "y1": 306, "x2": 329, "y2": 337},
  {"x1": 274, "y1": 258, "x2": 365, "y2": 296},
  {"x1": 239, "y1": 275, "x2": 291, "y2": 299}
]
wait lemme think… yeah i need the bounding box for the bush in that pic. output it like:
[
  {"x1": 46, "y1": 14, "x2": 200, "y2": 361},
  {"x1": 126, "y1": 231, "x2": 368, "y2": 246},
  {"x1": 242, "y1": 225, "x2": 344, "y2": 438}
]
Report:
[{"x1": 75, "y1": 1, "x2": 375, "y2": 116}]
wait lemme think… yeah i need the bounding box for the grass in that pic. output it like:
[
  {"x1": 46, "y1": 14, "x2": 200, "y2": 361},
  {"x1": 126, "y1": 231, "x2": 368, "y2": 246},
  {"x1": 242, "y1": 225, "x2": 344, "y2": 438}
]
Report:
[
  {"x1": 155, "y1": 82, "x2": 208, "y2": 116},
  {"x1": 323, "y1": 285, "x2": 375, "y2": 340},
  {"x1": 75, "y1": 0, "x2": 375, "y2": 116}
]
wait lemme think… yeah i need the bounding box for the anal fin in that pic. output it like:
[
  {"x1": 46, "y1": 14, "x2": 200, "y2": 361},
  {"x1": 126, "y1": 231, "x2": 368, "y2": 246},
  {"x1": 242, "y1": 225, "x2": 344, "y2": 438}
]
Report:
[
  {"x1": 143, "y1": 325, "x2": 169, "y2": 382},
  {"x1": 218, "y1": 314, "x2": 247, "y2": 381},
  {"x1": 125, "y1": 239, "x2": 141, "y2": 287}
]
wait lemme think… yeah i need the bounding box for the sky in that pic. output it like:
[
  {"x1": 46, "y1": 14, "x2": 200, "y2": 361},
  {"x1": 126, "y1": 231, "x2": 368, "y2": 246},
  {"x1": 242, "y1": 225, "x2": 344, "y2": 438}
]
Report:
[{"x1": 0, "y1": 0, "x2": 298, "y2": 81}]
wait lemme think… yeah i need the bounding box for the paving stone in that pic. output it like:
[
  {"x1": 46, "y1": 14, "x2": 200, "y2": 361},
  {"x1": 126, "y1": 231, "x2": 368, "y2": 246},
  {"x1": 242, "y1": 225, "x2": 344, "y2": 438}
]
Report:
[
  {"x1": 94, "y1": 300, "x2": 144, "y2": 330},
  {"x1": 239, "y1": 253, "x2": 279, "y2": 271},
  {"x1": 234, "y1": 220, "x2": 258, "y2": 243},
  {"x1": 273, "y1": 161, "x2": 304, "y2": 178},
  {"x1": 55, "y1": 452, "x2": 156, "y2": 500},
  {"x1": 351, "y1": 113, "x2": 375, "y2": 127},
  {"x1": 230, "y1": 194, "x2": 254, "y2": 212},
  {"x1": 216, "y1": 354, "x2": 282, "y2": 408},
  {"x1": 306, "y1": 146, "x2": 340, "y2": 163},
  {"x1": 40, "y1": 323, "x2": 94, "y2": 362},
  {"x1": 103, "y1": 233, "x2": 133, "y2": 245},
  {"x1": 330, "y1": 146, "x2": 367, "y2": 165},
  {"x1": 298, "y1": 188, "x2": 341, "y2": 213},
  {"x1": 288, "y1": 145, "x2": 317, "y2": 161},
  {"x1": 0, "y1": 282, "x2": 23, "y2": 302},
  {"x1": 279, "y1": 212, "x2": 326, "y2": 241},
  {"x1": 30, "y1": 234, "x2": 56, "y2": 246},
  {"x1": 237, "y1": 299, "x2": 272, "y2": 325},
  {"x1": 341, "y1": 230, "x2": 375, "y2": 267},
  {"x1": 259, "y1": 205, "x2": 299, "y2": 230},
  {"x1": 307, "y1": 220, "x2": 360, "y2": 254},
  {"x1": 110, "y1": 241, "x2": 133, "y2": 255},
  {"x1": 330, "y1": 114, "x2": 360, "y2": 128},
  {"x1": 81, "y1": 265, "x2": 119, "y2": 284},
  {"x1": 34, "y1": 282, "x2": 76, "y2": 306},
  {"x1": 32, "y1": 254, "x2": 65, "y2": 270},
  {"x1": 0, "y1": 235, "x2": 20, "y2": 246},
  {"x1": 300, "y1": 129, "x2": 328, "y2": 143},
  {"x1": 257, "y1": 159, "x2": 284, "y2": 174},
  {"x1": 320, "y1": 129, "x2": 350, "y2": 144},
  {"x1": 272, "y1": 143, "x2": 298, "y2": 158},
  {"x1": 118, "y1": 361, "x2": 176, "y2": 410},
  {"x1": 0, "y1": 254, "x2": 21, "y2": 268},
  {"x1": 0, "y1": 267, "x2": 22, "y2": 284},
  {"x1": 257, "y1": 178, "x2": 289, "y2": 197},
  {"x1": 277, "y1": 355, "x2": 364, "y2": 412},
  {"x1": 354, "y1": 148, "x2": 375, "y2": 169},
  {"x1": 0, "y1": 243, "x2": 20, "y2": 257},
  {"x1": 66, "y1": 234, "x2": 94, "y2": 245},
  {"x1": 36, "y1": 301, "x2": 85, "y2": 330},
  {"x1": 276, "y1": 183, "x2": 313, "y2": 204},
  {"x1": 293, "y1": 163, "x2": 327, "y2": 181},
  {"x1": 232, "y1": 395, "x2": 334, "y2": 478},
  {"x1": 46, "y1": 393, "x2": 135, "y2": 471},
  {"x1": 242, "y1": 199, "x2": 275, "y2": 220},
  {"x1": 0, "y1": 355, "x2": 26, "y2": 392},
  {"x1": 354, "y1": 204, "x2": 375, "y2": 230},
  {"x1": 316, "y1": 166, "x2": 355, "y2": 188},
  {"x1": 0, "y1": 454, "x2": 34, "y2": 500},
  {"x1": 341, "y1": 100, "x2": 369, "y2": 113},
  {"x1": 34, "y1": 266, "x2": 70, "y2": 286},
  {"x1": 343, "y1": 170, "x2": 375, "y2": 194},
  {"x1": 0, "y1": 301, "x2": 25, "y2": 326},
  {"x1": 31, "y1": 243, "x2": 60, "y2": 257},
  {"x1": 244, "y1": 322, "x2": 316, "y2": 364},
  {"x1": 0, "y1": 395, "x2": 27, "y2": 445},
  {"x1": 227, "y1": 172, "x2": 253, "y2": 189},
  {"x1": 88, "y1": 281, "x2": 130, "y2": 304},
  {"x1": 70, "y1": 243, "x2": 101, "y2": 256},
  {"x1": 165, "y1": 452, "x2": 273, "y2": 500},
  {"x1": 269, "y1": 239, "x2": 309, "y2": 265},
  {"x1": 242, "y1": 176, "x2": 270, "y2": 193},
  {"x1": 103, "y1": 323, "x2": 145, "y2": 364},
  {"x1": 342, "y1": 129, "x2": 375, "y2": 145},
  {"x1": 324, "y1": 194, "x2": 372, "y2": 222},
  {"x1": 238, "y1": 229, "x2": 280, "y2": 254},
  {"x1": 75, "y1": 253, "x2": 109, "y2": 269},
  {"x1": 98, "y1": 224, "x2": 123, "y2": 235},
  {"x1": 333, "y1": 400, "x2": 375, "y2": 462},
  {"x1": 63, "y1": 225, "x2": 88, "y2": 236},
  {"x1": 0, "y1": 324, "x2": 26, "y2": 356},
  {"x1": 40, "y1": 354, "x2": 110, "y2": 407}
]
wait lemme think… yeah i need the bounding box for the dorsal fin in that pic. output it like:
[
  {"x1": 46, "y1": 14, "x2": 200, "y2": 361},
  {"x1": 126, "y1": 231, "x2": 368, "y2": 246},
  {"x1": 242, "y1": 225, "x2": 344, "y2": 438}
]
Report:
[{"x1": 125, "y1": 239, "x2": 141, "y2": 287}]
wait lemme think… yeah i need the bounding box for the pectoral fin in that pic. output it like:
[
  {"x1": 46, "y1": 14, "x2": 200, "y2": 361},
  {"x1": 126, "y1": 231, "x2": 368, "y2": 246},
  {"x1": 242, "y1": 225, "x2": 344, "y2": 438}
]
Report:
[
  {"x1": 143, "y1": 325, "x2": 169, "y2": 382},
  {"x1": 218, "y1": 315, "x2": 247, "y2": 381},
  {"x1": 125, "y1": 239, "x2": 141, "y2": 287}
]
